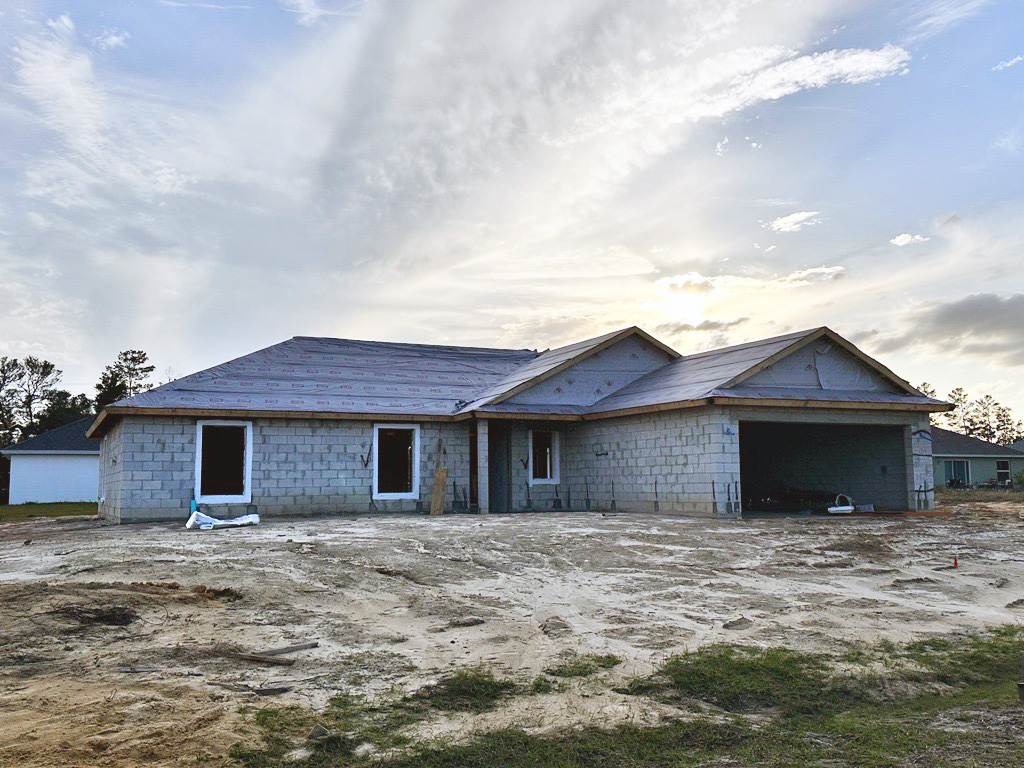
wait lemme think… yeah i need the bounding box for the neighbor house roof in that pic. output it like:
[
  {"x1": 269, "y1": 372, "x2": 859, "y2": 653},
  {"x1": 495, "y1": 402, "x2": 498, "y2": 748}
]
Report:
[
  {"x1": 2, "y1": 417, "x2": 100, "y2": 455},
  {"x1": 930, "y1": 427, "x2": 1024, "y2": 457},
  {"x1": 88, "y1": 326, "x2": 950, "y2": 436}
]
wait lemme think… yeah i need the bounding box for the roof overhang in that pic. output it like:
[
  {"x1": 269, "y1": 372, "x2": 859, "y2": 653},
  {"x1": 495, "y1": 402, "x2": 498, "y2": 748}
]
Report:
[
  {"x1": 932, "y1": 453, "x2": 1024, "y2": 459},
  {"x1": 86, "y1": 406, "x2": 467, "y2": 437},
  {"x1": 87, "y1": 392, "x2": 950, "y2": 437},
  {"x1": 1, "y1": 449, "x2": 100, "y2": 456}
]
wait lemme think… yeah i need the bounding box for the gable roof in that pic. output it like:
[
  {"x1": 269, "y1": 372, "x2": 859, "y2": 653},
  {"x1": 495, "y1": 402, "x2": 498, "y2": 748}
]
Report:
[
  {"x1": 587, "y1": 328, "x2": 816, "y2": 414},
  {"x1": 585, "y1": 327, "x2": 945, "y2": 416},
  {"x1": 457, "y1": 326, "x2": 678, "y2": 412},
  {"x1": 931, "y1": 427, "x2": 1024, "y2": 457},
  {"x1": 2, "y1": 417, "x2": 100, "y2": 454},
  {"x1": 88, "y1": 325, "x2": 950, "y2": 436}
]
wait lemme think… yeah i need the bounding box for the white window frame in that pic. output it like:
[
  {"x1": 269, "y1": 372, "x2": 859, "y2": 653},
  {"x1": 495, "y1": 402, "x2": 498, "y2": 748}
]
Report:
[
  {"x1": 195, "y1": 420, "x2": 253, "y2": 505},
  {"x1": 997, "y1": 460, "x2": 1011, "y2": 483},
  {"x1": 528, "y1": 429, "x2": 560, "y2": 486},
  {"x1": 372, "y1": 423, "x2": 420, "y2": 500}
]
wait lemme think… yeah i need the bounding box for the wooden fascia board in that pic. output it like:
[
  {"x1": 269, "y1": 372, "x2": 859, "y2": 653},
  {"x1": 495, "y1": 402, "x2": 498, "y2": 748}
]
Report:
[
  {"x1": 468, "y1": 411, "x2": 582, "y2": 421},
  {"x1": 709, "y1": 396, "x2": 951, "y2": 412},
  {"x1": 581, "y1": 398, "x2": 713, "y2": 420},
  {"x1": 486, "y1": 327, "x2": 680, "y2": 407},
  {"x1": 87, "y1": 406, "x2": 465, "y2": 437}
]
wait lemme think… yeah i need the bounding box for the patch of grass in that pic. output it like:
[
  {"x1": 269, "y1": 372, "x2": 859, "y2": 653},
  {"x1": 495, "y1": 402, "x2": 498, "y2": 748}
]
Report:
[
  {"x1": 230, "y1": 628, "x2": 1024, "y2": 768},
  {"x1": 381, "y1": 719, "x2": 751, "y2": 768},
  {"x1": 543, "y1": 653, "x2": 621, "y2": 678},
  {"x1": 530, "y1": 676, "x2": 556, "y2": 694},
  {"x1": 630, "y1": 644, "x2": 871, "y2": 716},
  {"x1": 900, "y1": 624, "x2": 1024, "y2": 685},
  {"x1": 410, "y1": 667, "x2": 517, "y2": 712},
  {"x1": 0, "y1": 501, "x2": 97, "y2": 522}
]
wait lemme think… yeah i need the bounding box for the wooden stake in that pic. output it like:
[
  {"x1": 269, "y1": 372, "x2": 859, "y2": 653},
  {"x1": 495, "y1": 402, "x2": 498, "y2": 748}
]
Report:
[
  {"x1": 430, "y1": 437, "x2": 447, "y2": 515},
  {"x1": 234, "y1": 653, "x2": 296, "y2": 666},
  {"x1": 253, "y1": 641, "x2": 319, "y2": 656}
]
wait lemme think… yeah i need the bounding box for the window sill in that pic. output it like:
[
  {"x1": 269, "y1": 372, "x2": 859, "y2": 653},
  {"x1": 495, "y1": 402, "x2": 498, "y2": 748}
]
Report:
[
  {"x1": 197, "y1": 494, "x2": 252, "y2": 505},
  {"x1": 528, "y1": 478, "x2": 560, "y2": 486}
]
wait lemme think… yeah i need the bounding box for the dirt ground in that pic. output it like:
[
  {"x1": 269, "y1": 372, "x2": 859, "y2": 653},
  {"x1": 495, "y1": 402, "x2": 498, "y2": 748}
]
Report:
[{"x1": 2, "y1": 501, "x2": 1023, "y2": 767}]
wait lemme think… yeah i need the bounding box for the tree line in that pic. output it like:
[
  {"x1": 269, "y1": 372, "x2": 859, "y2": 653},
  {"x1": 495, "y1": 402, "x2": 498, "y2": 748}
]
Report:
[
  {"x1": 919, "y1": 383, "x2": 1024, "y2": 446},
  {"x1": 0, "y1": 350, "x2": 156, "y2": 447}
]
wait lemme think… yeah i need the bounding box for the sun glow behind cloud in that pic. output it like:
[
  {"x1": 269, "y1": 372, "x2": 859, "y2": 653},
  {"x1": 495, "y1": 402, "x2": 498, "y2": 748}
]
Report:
[{"x1": 0, "y1": 0, "x2": 1022, "y2": 411}]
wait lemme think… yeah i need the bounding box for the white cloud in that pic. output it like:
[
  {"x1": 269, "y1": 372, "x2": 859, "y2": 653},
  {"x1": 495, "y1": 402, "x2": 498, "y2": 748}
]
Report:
[
  {"x1": 658, "y1": 265, "x2": 844, "y2": 294},
  {"x1": 768, "y1": 210, "x2": 821, "y2": 232},
  {"x1": 994, "y1": 126, "x2": 1022, "y2": 154},
  {"x1": 715, "y1": 136, "x2": 729, "y2": 156},
  {"x1": 889, "y1": 233, "x2": 929, "y2": 246},
  {"x1": 92, "y1": 30, "x2": 129, "y2": 51},
  {"x1": 993, "y1": 54, "x2": 1023, "y2": 71},
  {"x1": 157, "y1": 2, "x2": 252, "y2": 9},
  {"x1": 0, "y1": 2, "x2": 928, "y2": 394},
  {"x1": 278, "y1": 0, "x2": 346, "y2": 25},
  {"x1": 906, "y1": 0, "x2": 993, "y2": 43}
]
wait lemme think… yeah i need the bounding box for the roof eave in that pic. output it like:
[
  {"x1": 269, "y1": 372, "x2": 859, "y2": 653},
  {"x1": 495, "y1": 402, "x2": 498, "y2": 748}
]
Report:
[
  {"x1": 1, "y1": 449, "x2": 100, "y2": 456},
  {"x1": 709, "y1": 395, "x2": 950, "y2": 412},
  {"x1": 87, "y1": 405, "x2": 471, "y2": 437}
]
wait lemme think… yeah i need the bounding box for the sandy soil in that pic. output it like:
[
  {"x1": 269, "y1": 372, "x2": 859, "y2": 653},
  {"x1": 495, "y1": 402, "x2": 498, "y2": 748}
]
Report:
[{"x1": 2, "y1": 501, "x2": 1023, "y2": 766}]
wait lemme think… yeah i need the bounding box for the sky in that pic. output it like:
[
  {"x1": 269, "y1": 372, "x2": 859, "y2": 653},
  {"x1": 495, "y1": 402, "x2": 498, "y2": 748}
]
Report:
[{"x1": 0, "y1": 0, "x2": 1022, "y2": 412}]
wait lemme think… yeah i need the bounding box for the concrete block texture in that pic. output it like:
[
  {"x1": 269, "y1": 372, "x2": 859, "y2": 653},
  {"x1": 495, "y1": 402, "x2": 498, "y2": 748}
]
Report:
[
  {"x1": 101, "y1": 416, "x2": 471, "y2": 523},
  {"x1": 100, "y1": 404, "x2": 932, "y2": 523}
]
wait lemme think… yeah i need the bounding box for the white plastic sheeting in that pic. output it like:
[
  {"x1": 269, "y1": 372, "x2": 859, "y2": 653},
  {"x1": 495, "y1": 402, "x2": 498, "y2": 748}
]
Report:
[
  {"x1": 185, "y1": 510, "x2": 260, "y2": 530},
  {"x1": 813, "y1": 343, "x2": 885, "y2": 391}
]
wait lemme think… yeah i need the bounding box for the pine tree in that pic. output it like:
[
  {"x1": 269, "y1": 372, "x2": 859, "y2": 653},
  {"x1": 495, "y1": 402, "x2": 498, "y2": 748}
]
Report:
[{"x1": 95, "y1": 350, "x2": 155, "y2": 410}]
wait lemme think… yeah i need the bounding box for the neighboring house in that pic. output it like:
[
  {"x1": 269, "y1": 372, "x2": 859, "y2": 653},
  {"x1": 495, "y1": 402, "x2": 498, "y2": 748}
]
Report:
[
  {"x1": 1, "y1": 417, "x2": 100, "y2": 504},
  {"x1": 930, "y1": 427, "x2": 1024, "y2": 488},
  {"x1": 87, "y1": 326, "x2": 949, "y2": 524}
]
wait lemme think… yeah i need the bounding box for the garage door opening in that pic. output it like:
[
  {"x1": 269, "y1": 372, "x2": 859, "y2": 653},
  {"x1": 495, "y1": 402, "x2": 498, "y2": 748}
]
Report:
[{"x1": 739, "y1": 421, "x2": 907, "y2": 514}]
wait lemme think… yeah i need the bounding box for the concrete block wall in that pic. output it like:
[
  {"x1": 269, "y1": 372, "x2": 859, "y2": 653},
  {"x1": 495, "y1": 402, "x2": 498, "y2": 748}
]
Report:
[
  {"x1": 565, "y1": 407, "x2": 740, "y2": 518},
  {"x1": 500, "y1": 407, "x2": 740, "y2": 517},
  {"x1": 909, "y1": 418, "x2": 935, "y2": 509},
  {"x1": 100, "y1": 416, "x2": 472, "y2": 523},
  {"x1": 98, "y1": 419, "x2": 125, "y2": 522}
]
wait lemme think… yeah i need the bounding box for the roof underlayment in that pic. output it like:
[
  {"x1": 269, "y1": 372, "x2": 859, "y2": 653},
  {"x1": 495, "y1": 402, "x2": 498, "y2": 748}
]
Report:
[{"x1": 88, "y1": 326, "x2": 950, "y2": 436}]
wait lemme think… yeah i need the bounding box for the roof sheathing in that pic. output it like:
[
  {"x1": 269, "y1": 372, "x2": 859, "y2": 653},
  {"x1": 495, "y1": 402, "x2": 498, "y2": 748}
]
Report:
[
  {"x1": 87, "y1": 326, "x2": 950, "y2": 437},
  {"x1": 458, "y1": 326, "x2": 679, "y2": 412}
]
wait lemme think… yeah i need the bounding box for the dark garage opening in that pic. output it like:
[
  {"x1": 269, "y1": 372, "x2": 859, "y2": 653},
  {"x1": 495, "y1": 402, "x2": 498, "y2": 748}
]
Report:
[{"x1": 739, "y1": 421, "x2": 907, "y2": 514}]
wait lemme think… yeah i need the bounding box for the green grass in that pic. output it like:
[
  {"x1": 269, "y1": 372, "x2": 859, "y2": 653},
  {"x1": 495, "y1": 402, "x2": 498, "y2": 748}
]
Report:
[
  {"x1": 628, "y1": 644, "x2": 871, "y2": 716},
  {"x1": 230, "y1": 626, "x2": 1024, "y2": 768},
  {"x1": 409, "y1": 667, "x2": 518, "y2": 712},
  {"x1": 544, "y1": 653, "x2": 622, "y2": 678},
  {"x1": 0, "y1": 501, "x2": 97, "y2": 522}
]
